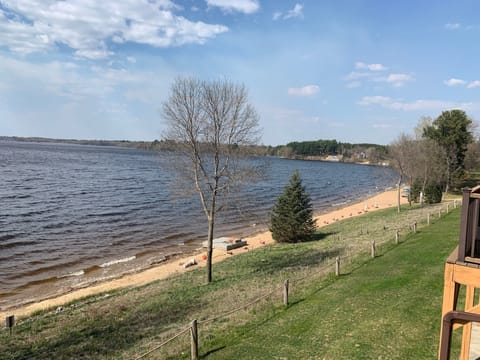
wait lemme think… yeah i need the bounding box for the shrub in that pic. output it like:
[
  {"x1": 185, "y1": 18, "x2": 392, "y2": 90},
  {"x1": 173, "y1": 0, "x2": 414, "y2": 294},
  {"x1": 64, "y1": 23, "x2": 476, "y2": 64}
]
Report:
[
  {"x1": 424, "y1": 182, "x2": 443, "y2": 204},
  {"x1": 410, "y1": 179, "x2": 422, "y2": 203},
  {"x1": 270, "y1": 171, "x2": 317, "y2": 243}
]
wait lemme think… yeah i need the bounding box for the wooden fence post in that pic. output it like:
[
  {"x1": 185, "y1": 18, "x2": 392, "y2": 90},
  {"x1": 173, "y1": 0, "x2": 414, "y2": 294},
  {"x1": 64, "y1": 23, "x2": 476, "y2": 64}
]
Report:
[
  {"x1": 395, "y1": 230, "x2": 399, "y2": 245},
  {"x1": 283, "y1": 280, "x2": 289, "y2": 306},
  {"x1": 190, "y1": 319, "x2": 198, "y2": 360},
  {"x1": 5, "y1": 315, "x2": 14, "y2": 336},
  {"x1": 335, "y1": 257, "x2": 340, "y2": 276},
  {"x1": 427, "y1": 213, "x2": 430, "y2": 225},
  {"x1": 413, "y1": 222, "x2": 417, "y2": 234},
  {"x1": 454, "y1": 199, "x2": 457, "y2": 208},
  {"x1": 371, "y1": 241, "x2": 376, "y2": 258},
  {"x1": 447, "y1": 203, "x2": 450, "y2": 213},
  {"x1": 438, "y1": 209, "x2": 441, "y2": 218}
]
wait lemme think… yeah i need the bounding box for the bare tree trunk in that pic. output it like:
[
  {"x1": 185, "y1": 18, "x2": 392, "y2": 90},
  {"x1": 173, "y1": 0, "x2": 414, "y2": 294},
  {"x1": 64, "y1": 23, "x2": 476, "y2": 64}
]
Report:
[
  {"x1": 206, "y1": 191, "x2": 216, "y2": 284},
  {"x1": 206, "y1": 214, "x2": 214, "y2": 284},
  {"x1": 445, "y1": 156, "x2": 451, "y2": 193},
  {"x1": 397, "y1": 177, "x2": 401, "y2": 213}
]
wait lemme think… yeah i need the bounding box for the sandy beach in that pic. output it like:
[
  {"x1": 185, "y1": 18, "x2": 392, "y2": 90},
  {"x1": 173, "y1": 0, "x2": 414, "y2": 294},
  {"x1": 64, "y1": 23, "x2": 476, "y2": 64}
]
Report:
[{"x1": 1, "y1": 188, "x2": 407, "y2": 320}]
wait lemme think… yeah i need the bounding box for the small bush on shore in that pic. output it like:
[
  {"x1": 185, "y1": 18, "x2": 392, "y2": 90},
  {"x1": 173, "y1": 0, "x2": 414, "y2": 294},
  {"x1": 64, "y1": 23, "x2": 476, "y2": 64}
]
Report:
[
  {"x1": 425, "y1": 182, "x2": 443, "y2": 203},
  {"x1": 270, "y1": 171, "x2": 316, "y2": 243}
]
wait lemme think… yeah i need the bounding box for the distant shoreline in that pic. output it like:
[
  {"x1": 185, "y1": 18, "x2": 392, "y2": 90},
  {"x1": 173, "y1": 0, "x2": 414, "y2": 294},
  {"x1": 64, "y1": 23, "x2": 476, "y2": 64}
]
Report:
[{"x1": 0, "y1": 137, "x2": 391, "y2": 166}]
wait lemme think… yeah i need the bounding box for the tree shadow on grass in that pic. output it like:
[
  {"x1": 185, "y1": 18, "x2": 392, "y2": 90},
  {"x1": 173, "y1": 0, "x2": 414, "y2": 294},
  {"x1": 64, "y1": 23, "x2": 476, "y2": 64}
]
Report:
[{"x1": 310, "y1": 231, "x2": 336, "y2": 242}]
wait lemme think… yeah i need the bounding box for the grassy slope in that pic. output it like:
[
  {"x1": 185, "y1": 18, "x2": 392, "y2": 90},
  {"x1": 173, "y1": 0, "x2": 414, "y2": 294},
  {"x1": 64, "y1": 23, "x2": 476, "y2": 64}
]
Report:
[
  {"x1": 202, "y1": 210, "x2": 460, "y2": 359},
  {"x1": 0, "y1": 205, "x2": 459, "y2": 359}
]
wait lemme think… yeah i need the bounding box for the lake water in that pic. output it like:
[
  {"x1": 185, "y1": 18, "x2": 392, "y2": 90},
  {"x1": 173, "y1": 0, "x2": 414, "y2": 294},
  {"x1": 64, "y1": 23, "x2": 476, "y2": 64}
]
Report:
[{"x1": 0, "y1": 140, "x2": 396, "y2": 310}]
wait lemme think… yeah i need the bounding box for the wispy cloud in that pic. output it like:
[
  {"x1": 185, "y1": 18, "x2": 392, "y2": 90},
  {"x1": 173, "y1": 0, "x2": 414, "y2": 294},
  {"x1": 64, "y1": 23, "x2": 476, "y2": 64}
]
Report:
[
  {"x1": 444, "y1": 78, "x2": 480, "y2": 88},
  {"x1": 375, "y1": 73, "x2": 415, "y2": 87},
  {"x1": 468, "y1": 80, "x2": 480, "y2": 89},
  {"x1": 206, "y1": 0, "x2": 260, "y2": 14},
  {"x1": 285, "y1": 4, "x2": 304, "y2": 19},
  {"x1": 273, "y1": 3, "x2": 303, "y2": 20},
  {"x1": 0, "y1": 54, "x2": 152, "y2": 101},
  {"x1": 0, "y1": 1, "x2": 228, "y2": 59},
  {"x1": 444, "y1": 78, "x2": 467, "y2": 86},
  {"x1": 445, "y1": 23, "x2": 461, "y2": 30},
  {"x1": 357, "y1": 96, "x2": 393, "y2": 106},
  {"x1": 357, "y1": 95, "x2": 476, "y2": 112},
  {"x1": 344, "y1": 71, "x2": 374, "y2": 81},
  {"x1": 344, "y1": 62, "x2": 413, "y2": 88},
  {"x1": 355, "y1": 62, "x2": 387, "y2": 71},
  {"x1": 346, "y1": 81, "x2": 361, "y2": 89},
  {"x1": 288, "y1": 85, "x2": 319, "y2": 96}
]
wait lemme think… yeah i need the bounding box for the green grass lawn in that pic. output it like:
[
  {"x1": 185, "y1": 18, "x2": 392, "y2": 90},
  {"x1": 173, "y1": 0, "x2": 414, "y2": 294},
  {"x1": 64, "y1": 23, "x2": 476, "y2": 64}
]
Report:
[
  {"x1": 201, "y1": 208, "x2": 460, "y2": 359},
  {"x1": 0, "y1": 203, "x2": 460, "y2": 359}
]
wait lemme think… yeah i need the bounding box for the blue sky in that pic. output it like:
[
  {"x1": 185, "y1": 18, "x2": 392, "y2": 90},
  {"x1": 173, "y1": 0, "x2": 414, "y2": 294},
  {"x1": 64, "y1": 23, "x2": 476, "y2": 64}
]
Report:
[{"x1": 1, "y1": 0, "x2": 479, "y2": 145}]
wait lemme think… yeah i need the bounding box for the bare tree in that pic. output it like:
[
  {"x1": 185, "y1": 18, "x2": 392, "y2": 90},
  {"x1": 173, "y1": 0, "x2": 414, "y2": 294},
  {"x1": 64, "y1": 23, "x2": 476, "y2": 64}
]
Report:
[
  {"x1": 389, "y1": 133, "x2": 418, "y2": 212},
  {"x1": 415, "y1": 138, "x2": 447, "y2": 204},
  {"x1": 162, "y1": 77, "x2": 262, "y2": 283}
]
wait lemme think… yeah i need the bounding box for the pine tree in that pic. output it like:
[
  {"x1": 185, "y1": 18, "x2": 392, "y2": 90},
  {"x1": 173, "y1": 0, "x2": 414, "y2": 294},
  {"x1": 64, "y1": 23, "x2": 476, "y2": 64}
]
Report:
[{"x1": 270, "y1": 171, "x2": 317, "y2": 243}]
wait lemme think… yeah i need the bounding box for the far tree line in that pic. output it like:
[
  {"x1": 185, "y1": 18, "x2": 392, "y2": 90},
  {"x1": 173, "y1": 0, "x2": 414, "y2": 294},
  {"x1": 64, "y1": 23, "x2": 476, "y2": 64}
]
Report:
[{"x1": 148, "y1": 137, "x2": 388, "y2": 163}]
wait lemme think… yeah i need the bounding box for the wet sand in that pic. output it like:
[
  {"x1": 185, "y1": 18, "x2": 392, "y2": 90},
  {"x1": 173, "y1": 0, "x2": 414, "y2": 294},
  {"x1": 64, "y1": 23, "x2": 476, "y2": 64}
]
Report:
[{"x1": 1, "y1": 188, "x2": 406, "y2": 319}]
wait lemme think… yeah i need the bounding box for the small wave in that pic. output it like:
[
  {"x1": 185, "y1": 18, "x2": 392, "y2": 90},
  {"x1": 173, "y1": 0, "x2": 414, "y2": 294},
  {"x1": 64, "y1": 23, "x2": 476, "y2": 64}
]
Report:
[
  {"x1": 0, "y1": 240, "x2": 37, "y2": 250},
  {"x1": 99, "y1": 256, "x2": 136, "y2": 268},
  {"x1": 2, "y1": 193, "x2": 31, "y2": 200},
  {"x1": 86, "y1": 211, "x2": 130, "y2": 218},
  {"x1": 0, "y1": 234, "x2": 16, "y2": 242},
  {"x1": 57, "y1": 270, "x2": 85, "y2": 278},
  {"x1": 331, "y1": 200, "x2": 350, "y2": 207}
]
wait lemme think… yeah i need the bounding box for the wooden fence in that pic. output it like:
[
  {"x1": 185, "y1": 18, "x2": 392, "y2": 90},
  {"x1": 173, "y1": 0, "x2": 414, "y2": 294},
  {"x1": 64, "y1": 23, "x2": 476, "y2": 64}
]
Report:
[{"x1": 130, "y1": 200, "x2": 460, "y2": 360}]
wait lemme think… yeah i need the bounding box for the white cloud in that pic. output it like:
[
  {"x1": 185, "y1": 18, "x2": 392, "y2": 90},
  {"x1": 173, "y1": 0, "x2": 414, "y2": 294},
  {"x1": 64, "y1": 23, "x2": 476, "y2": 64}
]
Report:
[
  {"x1": 344, "y1": 71, "x2": 374, "y2": 81},
  {"x1": 345, "y1": 63, "x2": 413, "y2": 88},
  {"x1": 443, "y1": 78, "x2": 480, "y2": 88},
  {"x1": 273, "y1": 3, "x2": 303, "y2": 20},
  {"x1": 374, "y1": 73, "x2": 415, "y2": 87},
  {"x1": 445, "y1": 23, "x2": 461, "y2": 30},
  {"x1": 284, "y1": 4, "x2": 304, "y2": 19},
  {"x1": 468, "y1": 80, "x2": 480, "y2": 88},
  {"x1": 385, "y1": 73, "x2": 414, "y2": 87},
  {"x1": 355, "y1": 62, "x2": 387, "y2": 71},
  {"x1": 0, "y1": 55, "x2": 150, "y2": 101},
  {"x1": 357, "y1": 96, "x2": 393, "y2": 106},
  {"x1": 206, "y1": 0, "x2": 259, "y2": 14},
  {"x1": 0, "y1": 0, "x2": 228, "y2": 59},
  {"x1": 288, "y1": 85, "x2": 320, "y2": 96},
  {"x1": 346, "y1": 81, "x2": 361, "y2": 88},
  {"x1": 444, "y1": 78, "x2": 467, "y2": 86},
  {"x1": 357, "y1": 95, "x2": 476, "y2": 112}
]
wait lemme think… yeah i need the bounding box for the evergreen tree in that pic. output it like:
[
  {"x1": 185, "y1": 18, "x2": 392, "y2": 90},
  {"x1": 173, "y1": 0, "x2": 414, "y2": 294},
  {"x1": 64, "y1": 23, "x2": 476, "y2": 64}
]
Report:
[{"x1": 270, "y1": 171, "x2": 316, "y2": 243}]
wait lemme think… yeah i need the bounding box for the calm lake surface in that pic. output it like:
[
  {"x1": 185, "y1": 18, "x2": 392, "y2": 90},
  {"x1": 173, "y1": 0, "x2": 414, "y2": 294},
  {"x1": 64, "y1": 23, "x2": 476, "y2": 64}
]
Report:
[{"x1": 0, "y1": 140, "x2": 396, "y2": 309}]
